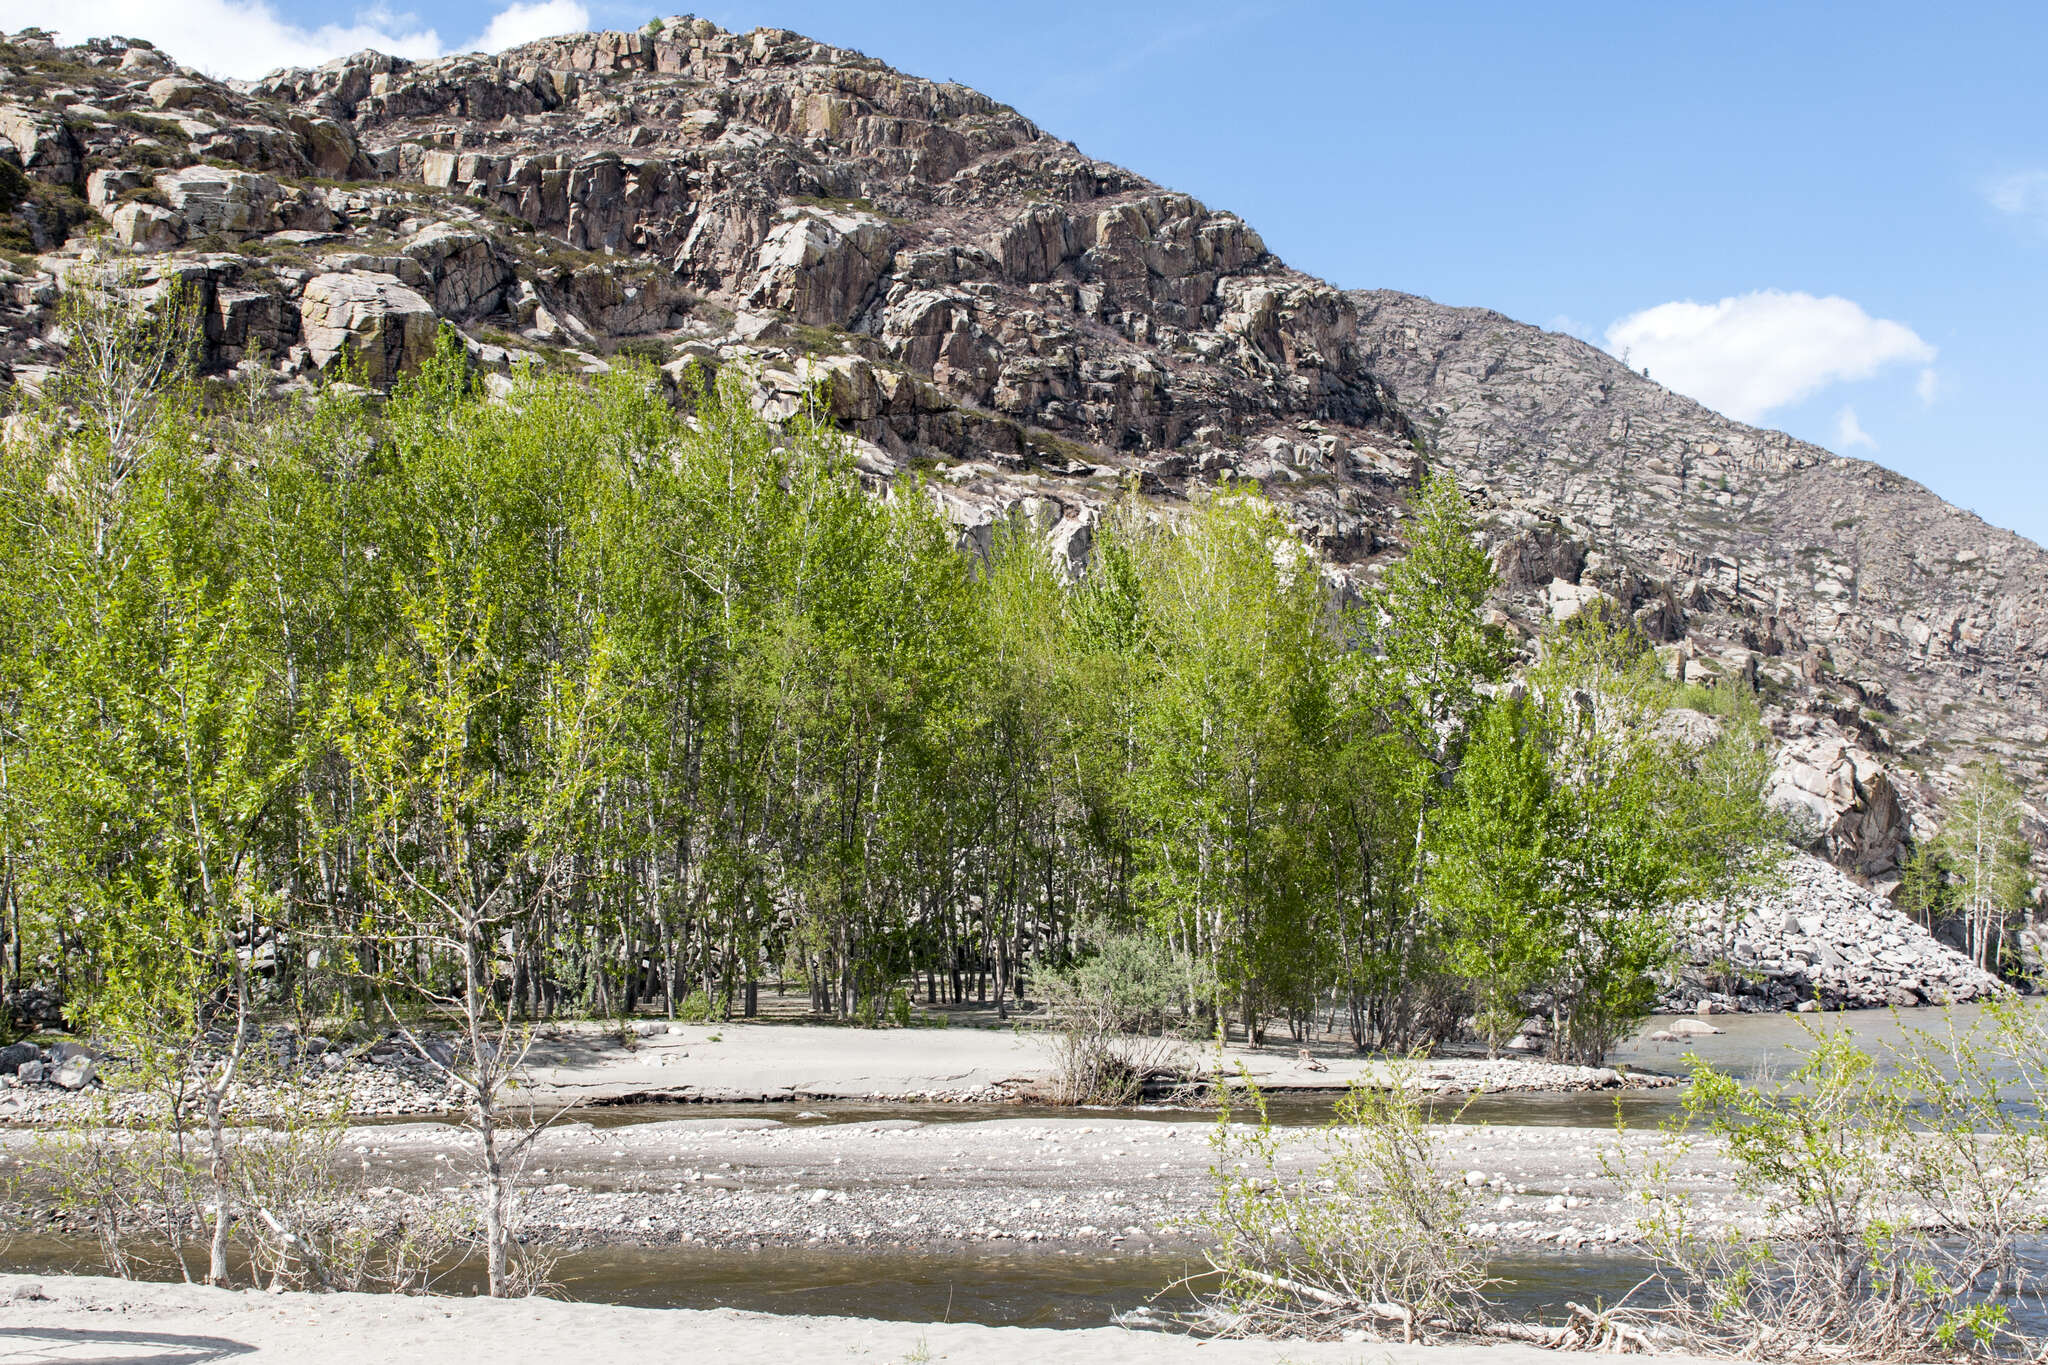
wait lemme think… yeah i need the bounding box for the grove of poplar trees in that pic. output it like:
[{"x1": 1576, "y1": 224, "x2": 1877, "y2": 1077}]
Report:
[{"x1": 0, "y1": 283, "x2": 1782, "y2": 1069}]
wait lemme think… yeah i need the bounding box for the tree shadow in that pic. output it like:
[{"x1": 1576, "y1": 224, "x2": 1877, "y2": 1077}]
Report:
[{"x1": 0, "y1": 1325, "x2": 255, "y2": 1364}]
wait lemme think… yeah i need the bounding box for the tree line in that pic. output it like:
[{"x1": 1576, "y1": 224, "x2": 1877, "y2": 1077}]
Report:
[{"x1": 0, "y1": 280, "x2": 1785, "y2": 1068}]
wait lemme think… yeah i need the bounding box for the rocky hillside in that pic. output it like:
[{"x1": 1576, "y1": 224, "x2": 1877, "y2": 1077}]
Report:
[{"x1": 0, "y1": 18, "x2": 2039, "y2": 893}]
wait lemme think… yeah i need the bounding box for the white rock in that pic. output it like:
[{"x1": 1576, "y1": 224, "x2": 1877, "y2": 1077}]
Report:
[{"x1": 299, "y1": 271, "x2": 437, "y2": 386}]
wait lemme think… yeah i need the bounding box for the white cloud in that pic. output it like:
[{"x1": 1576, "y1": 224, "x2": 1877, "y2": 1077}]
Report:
[
  {"x1": 1986, "y1": 169, "x2": 2048, "y2": 232},
  {"x1": 21, "y1": 0, "x2": 590, "y2": 79},
  {"x1": 1604, "y1": 290, "x2": 1935, "y2": 424},
  {"x1": 1916, "y1": 367, "x2": 1940, "y2": 405},
  {"x1": 1833, "y1": 406, "x2": 1876, "y2": 451},
  {"x1": 473, "y1": 0, "x2": 590, "y2": 53}
]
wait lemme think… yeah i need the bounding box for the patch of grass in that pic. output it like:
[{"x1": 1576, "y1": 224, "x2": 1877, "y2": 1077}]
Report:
[
  {"x1": 0, "y1": 178, "x2": 93, "y2": 256},
  {"x1": 606, "y1": 336, "x2": 673, "y2": 366},
  {"x1": 792, "y1": 193, "x2": 876, "y2": 214},
  {"x1": 1021, "y1": 424, "x2": 1098, "y2": 468},
  {"x1": 0, "y1": 160, "x2": 29, "y2": 217},
  {"x1": 109, "y1": 110, "x2": 192, "y2": 144},
  {"x1": 791, "y1": 323, "x2": 857, "y2": 356},
  {"x1": 0, "y1": 39, "x2": 103, "y2": 92}
]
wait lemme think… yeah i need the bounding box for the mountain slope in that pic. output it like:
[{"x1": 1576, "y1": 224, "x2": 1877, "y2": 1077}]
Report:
[
  {"x1": 0, "y1": 18, "x2": 2038, "y2": 885},
  {"x1": 1353, "y1": 291, "x2": 2048, "y2": 755}
]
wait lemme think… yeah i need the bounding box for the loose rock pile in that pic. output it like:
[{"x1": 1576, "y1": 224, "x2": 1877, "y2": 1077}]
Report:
[
  {"x1": 0, "y1": 1029, "x2": 459, "y2": 1124},
  {"x1": 0, "y1": 1040, "x2": 97, "y2": 1091},
  {"x1": 1675, "y1": 851, "x2": 2008, "y2": 1011}
]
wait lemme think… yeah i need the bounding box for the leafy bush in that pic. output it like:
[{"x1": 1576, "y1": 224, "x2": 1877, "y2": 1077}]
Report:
[
  {"x1": 29, "y1": 1059, "x2": 466, "y2": 1292},
  {"x1": 1614, "y1": 1003, "x2": 2048, "y2": 1360}
]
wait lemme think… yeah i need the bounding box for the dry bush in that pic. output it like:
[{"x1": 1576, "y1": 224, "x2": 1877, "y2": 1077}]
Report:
[
  {"x1": 1041, "y1": 1021, "x2": 1187, "y2": 1107},
  {"x1": 1196, "y1": 1067, "x2": 1651, "y2": 1348},
  {"x1": 25, "y1": 1058, "x2": 471, "y2": 1293},
  {"x1": 1196, "y1": 1068, "x2": 1493, "y2": 1342},
  {"x1": 1037, "y1": 932, "x2": 1191, "y2": 1106}
]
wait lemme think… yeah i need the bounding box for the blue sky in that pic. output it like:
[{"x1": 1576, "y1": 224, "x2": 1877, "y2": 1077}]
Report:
[{"x1": 30, "y1": 1, "x2": 2048, "y2": 544}]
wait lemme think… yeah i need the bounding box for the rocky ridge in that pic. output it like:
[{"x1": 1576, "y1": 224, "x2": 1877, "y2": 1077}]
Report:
[{"x1": 0, "y1": 19, "x2": 2040, "y2": 908}]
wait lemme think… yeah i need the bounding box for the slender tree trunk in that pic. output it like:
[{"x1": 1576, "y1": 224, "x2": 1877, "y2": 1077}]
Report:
[
  {"x1": 464, "y1": 930, "x2": 513, "y2": 1297},
  {"x1": 206, "y1": 1083, "x2": 231, "y2": 1286}
]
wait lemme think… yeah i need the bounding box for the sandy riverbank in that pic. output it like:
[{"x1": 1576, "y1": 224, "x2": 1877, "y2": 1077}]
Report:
[
  {"x1": 0, "y1": 1272, "x2": 1721, "y2": 1364},
  {"x1": 513, "y1": 1020, "x2": 1672, "y2": 1105},
  {"x1": 0, "y1": 1017, "x2": 1676, "y2": 1126}
]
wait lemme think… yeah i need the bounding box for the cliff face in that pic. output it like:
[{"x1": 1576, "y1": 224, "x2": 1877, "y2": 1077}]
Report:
[{"x1": 1, "y1": 19, "x2": 2038, "y2": 883}]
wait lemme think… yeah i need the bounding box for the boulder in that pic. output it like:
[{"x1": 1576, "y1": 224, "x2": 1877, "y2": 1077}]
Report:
[
  {"x1": 145, "y1": 77, "x2": 209, "y2": 110},
  {"x1": 3, "y1": 988, "x2": 64, "y2": 1031},
  {"x1": 52, "y1": 1055, "x2": 96, "y2": 1090},
  {"x1": 298, "y1": 271, "x2": 438, "y2": 385},
  {"x1": 1047, "y1": 511, "x2": 1095, "y2": 580},
  {"x1": 108, "y1": 201, "x2": 182, "y2": 251},
  {"x1": 1546, "y1": 578, "x2": 1616, "y2": 623},
  {"x1": 154, "y1": 166, "x2": 282, "y2": 240},
  {"x1": 1653, "y1": 707, "x2": 1723, "y2": 751},
  {"x1": 402, "y1": 224, "x2": 510, "y2": 319},
  {"x1": 0, "y1": 1042, "x2": 38, "y2": 1075},
  {"x1": 0, "y1": 103, "x2": 81, "y2": 183},
  {"x1": 208, "y1": 287, "x2": 286, "y2": 358},
  {"x1": 85, "y1": 168, "x2": 150, "y2": 210},
  {"x1": 1492, "y1": 524, "x2": 1586, "y2": 589},
  {"x1": 745, "y1": 208, "x2": 898, "y2": 328},
  {"x1": 282, "y1": 112, "x2": 359, "y2": 178},
  {"x1": 1767, "y1": 734, "x2": 1908, "y2": 877}
]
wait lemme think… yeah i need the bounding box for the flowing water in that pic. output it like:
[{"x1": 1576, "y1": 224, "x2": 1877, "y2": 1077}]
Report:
[{"x1": 0, "y1": 1232, "x2": 1658, "y2": 1329}]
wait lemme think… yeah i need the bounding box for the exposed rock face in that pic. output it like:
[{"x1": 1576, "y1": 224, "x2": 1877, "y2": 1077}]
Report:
[
  {"x1": 0, "y1": 20, "x2": 2040, "y2": 907},
  {"x1": 1350, "y1": 293, "x2": 2048, "y2": 868},
  {"x1": 156, "y1": 165, "x2": 282, "y2": 239},
  {"x1": 746, "y1": 208, "x2": 898, "y2": 327},
  {"x1": 1677, "y1": 852, "x2": 2008, "y2": 1012},
  {"x1": 1767, "y1": 733, "x2": 1909, "y2": 880},
  {"x1": 298, "y1": 271, "x2": 436, "y2": 384}
]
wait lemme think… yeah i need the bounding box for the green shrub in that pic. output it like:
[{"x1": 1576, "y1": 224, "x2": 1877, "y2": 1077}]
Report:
[{"x1": 1614, "y1": 1005, "x2": 2048, "y2": 1360}]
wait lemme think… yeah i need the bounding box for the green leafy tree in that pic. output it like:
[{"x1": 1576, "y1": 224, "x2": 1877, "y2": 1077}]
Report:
[
  {"x1": 1933, "y1": 761, "x2": 2034, "y2": 973},
  {"x1": 1344, "y1": 472, "x2": 1507, "y2": 1047},
  {"x1": 328, "y1": 348, "x2": 623, "y2": 1297},
  {"x1": 1429, "y1": 694, "x2": 1556, "y2": 1053},
  {"x1": 1125, "y1": 489, "x2": 1329, "y2": 1041},
  {"x1": 1527, "y1": 615, "x2": 1703, "y2": 1063}
]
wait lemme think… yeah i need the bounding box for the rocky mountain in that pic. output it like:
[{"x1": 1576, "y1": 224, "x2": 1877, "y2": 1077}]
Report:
[{"x1": 0, "y1": 18, "x2": 2039, "y2": 895}]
